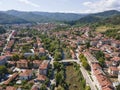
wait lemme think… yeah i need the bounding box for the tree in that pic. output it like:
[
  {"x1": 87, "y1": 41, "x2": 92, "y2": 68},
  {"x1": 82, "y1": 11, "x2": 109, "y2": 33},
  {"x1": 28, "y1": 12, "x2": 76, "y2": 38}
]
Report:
[
  {"x1": 86, "y1": 41, "x2": 90, "y2": 49},
  {"x1": 19, "y1": 54, "x2": 25, "y2": 59},
  {"x1": 82, "y1": 61, "x2": 90, "y2": 70},
  {"x1": 39, "y1": 56, "x2": 48, "y2": 60},
  {"x1": 54, "y1": 51, "x2": 62, "y2": 61},
  {"x1": 27, "y1": 56, "x2": 35, "y2": 61},
  {"x1": 116, "y1": 84, "x2": 120, "y2": 90},
  {"x1": 40, "y1": 84, "x2": 47, "y2": 90},
  {"x1": 34, "y1": 54, "x2": 39, "y2": 60},
  {"x1": 55, "y1": 72, "x2": 63, "y2": 86},
  {"x1": 12, "y1": 54, "x2": 19, "y2": 61},
  {"x1": 82, "y1": 79, "x2": 86, "y2": 88},
  {"x1": 0, "y1": 65, "x2": 8, "y2": 74},
  {"x1": 45, "y1": 78, "x2": 50, "y2": 85},
  {"x1": 53, "y1": 62, "x2": 61, "y2": 70},
  {"x1": 95, "y1": 51, "x2": 105, "y2": 67},
  {"x1": 0, "y1": 26, "x2": 6, "y2": 34},
  {"x1": 99, "y1": 57, "x2": 105, "y2": 67},
  {"x1": 85, "y1": 86, "x2": 91, "y2": 90}
]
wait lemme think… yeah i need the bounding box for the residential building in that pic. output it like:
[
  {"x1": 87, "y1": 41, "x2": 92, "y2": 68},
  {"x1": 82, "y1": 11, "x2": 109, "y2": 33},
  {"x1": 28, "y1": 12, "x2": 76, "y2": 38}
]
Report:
[
  {"x1": 108, "y1": 66, "x2": 119, "y2": 76},
  {"x1": 0, "y1": 56, "x2": 7, "y2": 65},
  {"x1": 36, "y1": 75, "x2": 46, "y2": 83},
  {"x1": 39, "y1": 60, "x2": 49, "y2": 75},
  {"x1": 33, "y1": 60, "x2": 42, "y2": 68},
  {"x1": 19, "y1": 70, "x2": 33, "y2": 80},
  {"x1": 17, "y1": 60, "x2": 28, "y2": 68}
]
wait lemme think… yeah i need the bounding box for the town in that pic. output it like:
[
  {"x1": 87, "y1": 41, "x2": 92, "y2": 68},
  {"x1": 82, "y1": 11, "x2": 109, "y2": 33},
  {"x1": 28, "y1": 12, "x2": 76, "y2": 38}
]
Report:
[{"x1": 0, "y1": 22, "x2": 119, "y2": 90}]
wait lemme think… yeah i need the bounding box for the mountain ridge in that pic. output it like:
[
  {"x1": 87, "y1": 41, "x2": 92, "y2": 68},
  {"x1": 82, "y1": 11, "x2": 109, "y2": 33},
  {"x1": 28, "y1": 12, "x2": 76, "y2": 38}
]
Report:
[{"x1": 0, "y1": 10, "x2": 120, "y2": 24}]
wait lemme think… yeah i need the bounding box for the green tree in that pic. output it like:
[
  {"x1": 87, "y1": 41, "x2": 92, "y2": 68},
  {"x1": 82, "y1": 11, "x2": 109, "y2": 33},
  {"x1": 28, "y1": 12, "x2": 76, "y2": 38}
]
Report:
[
  {"x1": 0, "y1": 65, "x2": 8, "y2": 74},
  {"x1": 54, "y1": 51, "x2": 62, "y2": 61},
  {"x1": 12, "y1": 54, "x2": 19, "y2": 61},
  {"x1": 53, "y1": 62, "x2": 61, "y2": 70},
  {"x1": 82, "y1": 61, "x2": 90, "y2": 70},
  {"x1": 55, "y1": 72, "x2": 63, "y2": 86},
  {"x1": 85, "y1": 86, "x2": 91, "y2": 90},
  {"x1": 40, "y1": 84, "x2": 47, "y2": 90},
  {"x1": 116, "y1": 84, "x2": 120, "y2": 90}
]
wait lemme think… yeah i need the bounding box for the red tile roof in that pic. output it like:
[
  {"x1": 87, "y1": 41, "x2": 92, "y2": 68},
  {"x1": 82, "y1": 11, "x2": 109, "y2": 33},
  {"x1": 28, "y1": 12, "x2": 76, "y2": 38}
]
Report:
[
  {"x1": 19, "y1": 70, "x2": 32, "y2": 77},
  {"x1": 6, "y1": 86, "x2": 17, "y2": 90},
  {"x1": 37, "y1": 75, "x2": 46, "y2": 81}
]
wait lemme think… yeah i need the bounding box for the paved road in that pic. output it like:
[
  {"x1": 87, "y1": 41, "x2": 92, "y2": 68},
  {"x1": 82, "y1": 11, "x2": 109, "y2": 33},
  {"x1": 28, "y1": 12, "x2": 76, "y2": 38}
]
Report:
[
  {"x1": 76, "y1": 52, "x2": 96, "y2": 90},
  {"x1": 1, "y1": 30, "x2": 14, "y2": 55}
]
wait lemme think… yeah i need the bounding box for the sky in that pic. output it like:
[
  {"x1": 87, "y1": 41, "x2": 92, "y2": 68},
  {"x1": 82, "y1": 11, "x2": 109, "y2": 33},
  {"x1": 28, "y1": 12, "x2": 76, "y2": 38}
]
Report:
[{"x1": 0, "y1": 0, "x2": 120, "y2": 13}]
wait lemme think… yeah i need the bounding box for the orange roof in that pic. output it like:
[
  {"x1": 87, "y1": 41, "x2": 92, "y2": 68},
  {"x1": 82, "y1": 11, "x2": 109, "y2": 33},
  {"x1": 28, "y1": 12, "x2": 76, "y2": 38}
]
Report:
[
  {"x1": 111, "y1": 56, "x2": 120, "y2": 62},
  {"x1": 37, "y1": 75, "x2": 46, "y2": 81},
  {"x1": 19, "y1": 70, "x2": 32, "y2": 77},
  {"x1": 0, "y1": 86, "x2": 3, "y2": 90},
  {"x1": 6, "y1": 86, "x2": 17, "y2": 90},
  {"x1": 39, "y1": 64, "x2": 48, "y2": 70},
  {"x1": 109, "y1": 66, "x2": 118, "y2": 71},
  {"x1": 92, "y1": 63, "x2": 102, "y2": 70},
  {"x1": 17, "y1": 59, "x2": 28, "y2": 63},
  {"x1": 102, "y1": 86, "x2": 113, "y2": 90},
  {"x1": 92, "y1": 63, "x2": 113, "y2": 89}
]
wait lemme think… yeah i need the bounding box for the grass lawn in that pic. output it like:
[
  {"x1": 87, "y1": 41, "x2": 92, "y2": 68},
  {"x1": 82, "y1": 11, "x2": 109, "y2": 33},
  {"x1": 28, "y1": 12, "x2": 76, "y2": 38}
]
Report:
[
  {"x1": 65, "y1": 65, "x2": 84, "y2": 90},
  {"x1": 96, "y1": 25, "x2": 120, "y2": 32}
]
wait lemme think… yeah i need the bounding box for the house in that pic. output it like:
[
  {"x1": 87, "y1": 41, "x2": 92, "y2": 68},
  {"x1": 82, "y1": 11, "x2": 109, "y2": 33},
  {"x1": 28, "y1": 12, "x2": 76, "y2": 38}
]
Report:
[
  {"x1": 39, "y1": 60, "x2": 49, "y2": 75},
  {"x1": 7, "y1": 61, "x2": 16, "y2": 66},
  {"x1": 33, "y1": 60, "x2": 42, "y2": 68},
  {"x1": 6, "y1": 86, "x2": 17, "y2": 90},
  {"x1": 24, "y1": 53, "x2": 34, "y2": 58},
  {"x1": 99, "y1": 39, "x2": 111, "y2": 45},
  {"x1": 91, "y1": 63, "x2": 114, "y2": 90},
  {"x1": 4, "y1": 73, "x2": 18, "y2": 85},
  {"x1": 111, "y1": 41, "x2": 120, "y2": 48},
  {"x1": 90, "y1": 41, "x2": 98, "y2": 47},
  {"x1": 39, "y1": 47, "x2": 46, "y2": 56},
  {"x1": 117, "y1": 65, "x2": 120, "y2": 82},
  {"x1": 83, "y1": 52, "x2": 98, "y2": 66},
  {"x1": 31, "y1": 85, "x2": 40, "y2": 90},
  {"x1": 105, "y1": 61, "x2": 112, "y2": 67},
  {"x1": 108, "y1": 66, "x2": 119, "y2": 76},
  {"x1": 17, "y1": 60, "x2": 28, "y2": 68},
  {"x1": 19, "y1": 70, "x2": 33, "y2": 80},
  {"x1": 36, "y1": 75, "x2": 46, "y2": 82},
  {"x1": 111, "y1": 56, "x2": 120, "y2": 66},
  {"x1": 0, "y1": 86, "x2": 3, "y2": 90},
  {"x1": 0, "y1": 56, "x2": 7, "y2": 65}
]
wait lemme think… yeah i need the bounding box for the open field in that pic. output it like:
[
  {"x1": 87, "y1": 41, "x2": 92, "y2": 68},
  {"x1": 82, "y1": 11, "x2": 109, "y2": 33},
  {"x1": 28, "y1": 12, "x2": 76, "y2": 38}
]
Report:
[
  {"x1": 65, "y1": 65, "x2": 84, "y2": 90},
  {"x1": 96, "y1": 25, "x2": 120, "y2": 32}
]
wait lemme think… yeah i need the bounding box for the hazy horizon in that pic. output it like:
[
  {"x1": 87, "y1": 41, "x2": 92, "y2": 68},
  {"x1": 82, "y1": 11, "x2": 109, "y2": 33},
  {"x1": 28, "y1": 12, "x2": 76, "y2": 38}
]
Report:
[{"x1": 0, "y1": 0, "x2": 119, "y2": 13}]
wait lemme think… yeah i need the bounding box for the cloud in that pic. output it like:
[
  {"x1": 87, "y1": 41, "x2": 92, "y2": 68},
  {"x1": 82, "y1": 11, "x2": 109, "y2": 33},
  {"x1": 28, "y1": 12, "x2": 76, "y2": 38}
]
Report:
[
  {"x1": 83, "y1": 0, "x2": 120, "y2": 13},
  {"x1": 18, "y1": 0, "x2": 40, "y2": 8}
]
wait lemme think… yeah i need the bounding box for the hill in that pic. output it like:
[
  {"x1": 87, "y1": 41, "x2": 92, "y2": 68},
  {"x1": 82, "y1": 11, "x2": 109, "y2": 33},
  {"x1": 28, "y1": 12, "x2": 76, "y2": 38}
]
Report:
[
  {"x1": 0, "y1": 10, "x2": 120, "y2": 24},
  {"x1": 92, "y1": 10, "x2": 120, "y2": 18},
  {"x1": 6, "y1": 10, "x2": 86, "y2": 22},
  {"x1": 6, "y1": 10, "x2": 54, "y2": 23},
  {"x1": 67, "y1": 10, "x2": 120, "y2": 25},
  {"x1": 0, "y1": 12, "x2": 29, "y2": 24},
  {"x1": 100, "y1": 15, "x2": 120, "y2": 25}
]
